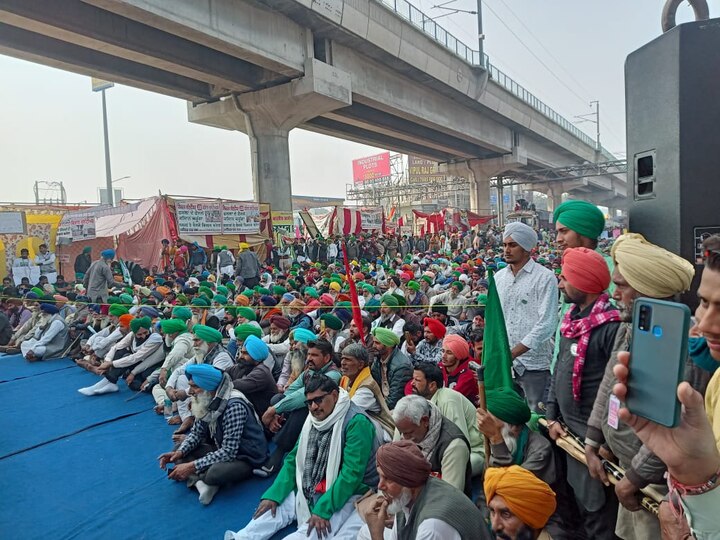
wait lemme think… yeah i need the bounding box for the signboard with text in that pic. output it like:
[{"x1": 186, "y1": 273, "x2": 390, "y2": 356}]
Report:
[
  {"x1": 175, "y1": 200, "x2": 260, "y2": 235},
  {"x1": 360, "y1": 207, "x2": 384, "y2": 231},
  {"x1": 0, "y1": 211, "x2": 26, "y2": 234},
  {"x1": 352, "y1": 152, "x2": 391, "y2": 184},
  {"x1": 407, "y1": 156, "x2": 446, "y2": 183}
]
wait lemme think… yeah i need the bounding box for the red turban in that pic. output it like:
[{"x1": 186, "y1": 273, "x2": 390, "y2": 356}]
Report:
[
  {"x1": 423, "y1": 317, "x2": 447, "y2": 340},
  {"x1": 561, "y1": 247, "x2": 611, "y2": 294},
  {"x1": 443, "y1": 334, "x2": 469, "y2": 360},
  {"x1": 270, "y1": 315, "x2": 291, "y2": 330},
  {"x1": 376, "y1": 440, "x2": 431, "y2": 487},
  {"x1": 319, "y1": 294, "x2": 335, "y2": 306}
]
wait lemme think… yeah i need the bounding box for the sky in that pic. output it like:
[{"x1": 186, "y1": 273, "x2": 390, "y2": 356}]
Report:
[{"x1": 0, "y1": 0, "x2": 705, "y2": 204}]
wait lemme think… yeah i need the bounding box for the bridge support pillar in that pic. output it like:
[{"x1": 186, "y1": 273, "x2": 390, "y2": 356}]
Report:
[
  {"x1": 548, "y1": 186, "x2": 564, "y2": 214},
  {"x1": 446, "y1": 149, "x2": 527, "y2": 226},
  {"x1": 188, "y1": 59, "x2": 351, "y2": 213}
]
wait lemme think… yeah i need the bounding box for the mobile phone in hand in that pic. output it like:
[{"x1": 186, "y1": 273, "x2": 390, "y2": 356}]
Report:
[{"x1": 627, "y1": 298, "x2": 690, "y2": 427}]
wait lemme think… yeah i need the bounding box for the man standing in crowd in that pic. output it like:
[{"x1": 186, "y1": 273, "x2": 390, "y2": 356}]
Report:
[
  {"x1": 74, "y1": 246, "x2": 92, "y2": 280},
  {"x1": 584, "y1": 233, "x2": 696, "y2": 540},
  {"x1": 34, "y1": 243, "x2": 57, "y2": 284},
  {"x1": 546, "y1": 247, "x2": 620, "y2": 539},
  {"x1": 84, "y1": 249, "x2": 117, "y2": 303},
  {"x1": 495, "y1": 222, "x2": 558, "y2": 411},
  {"x1": 236, "y1": 242, "x2": 262, "y2": 288}
]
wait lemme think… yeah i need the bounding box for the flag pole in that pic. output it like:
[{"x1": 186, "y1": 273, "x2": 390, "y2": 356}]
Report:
[{"x1": 341, "y1": 241, "x2": 366, "y2": 346}]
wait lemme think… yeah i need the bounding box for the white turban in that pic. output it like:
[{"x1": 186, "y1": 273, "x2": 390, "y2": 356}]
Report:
[{"x1": 503, "y1": 222, "x2": 538, "y2": 252}]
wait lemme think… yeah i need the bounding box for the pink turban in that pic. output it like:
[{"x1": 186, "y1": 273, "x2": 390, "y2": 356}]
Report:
[
  {"x1": 443, "y1": 334, "x2": 469, "y2": 360},
  {"x1": 561, "y1": 247, "x2": 611, "y2": 294}
]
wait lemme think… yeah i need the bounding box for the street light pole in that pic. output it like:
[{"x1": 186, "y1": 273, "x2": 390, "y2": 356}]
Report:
[
  {"x1": 590, "y1": 100, "x2": 600, "y2": 153},
  {"x1": 476, "y1": 0, "x2": 484, "y2": 62},
  {"x1": 101, "y1": 88, "x2": 114, "y2": 206}
]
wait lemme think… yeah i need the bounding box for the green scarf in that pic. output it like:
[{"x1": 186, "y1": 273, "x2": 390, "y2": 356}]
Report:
[
  {"x1": 689, "y1": 337, "x2": 719, "y2": 375},
  {"x1": 512, "y1": 425, "x2": 529, "y2": 465}
]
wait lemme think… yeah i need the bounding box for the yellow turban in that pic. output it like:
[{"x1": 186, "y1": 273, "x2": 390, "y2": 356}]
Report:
[
  {"x1": 484, "y1": 466, "x2": 556, "y2": 530},
  {"x1": 611, "y1": 233, "x2": 695, "y2": 297}
]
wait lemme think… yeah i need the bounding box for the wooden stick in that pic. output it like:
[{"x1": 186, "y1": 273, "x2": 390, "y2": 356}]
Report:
[{"x1": 469, "y1": 361, "x2": 491, "y2": 469}]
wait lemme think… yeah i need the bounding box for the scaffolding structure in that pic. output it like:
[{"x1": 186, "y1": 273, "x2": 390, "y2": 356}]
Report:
[{"x1": 33, "y1": 181, "x2": 67, "y2": 205}]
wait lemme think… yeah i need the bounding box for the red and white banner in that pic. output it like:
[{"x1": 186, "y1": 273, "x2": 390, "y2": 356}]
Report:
[{"x1": 328, "y1": 206, "x2": 385, "y2": 235}]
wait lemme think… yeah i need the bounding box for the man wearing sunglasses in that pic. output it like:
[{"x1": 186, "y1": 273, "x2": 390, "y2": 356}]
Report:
[
  {"x1": 258, "y1": 338, "x2": 341, "y2": 477},
  {"x1": 227, "y1": 374, "x2": 378, "y2": 540}
]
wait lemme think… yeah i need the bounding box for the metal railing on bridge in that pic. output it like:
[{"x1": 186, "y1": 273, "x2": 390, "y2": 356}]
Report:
[{"x1": 377, "y1": 0, "x2": 613, "y2": 156}]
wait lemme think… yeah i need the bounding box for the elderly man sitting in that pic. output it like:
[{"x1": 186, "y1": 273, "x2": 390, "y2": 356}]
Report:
[
  {"x1": 225, "y1": 375, "x2": 378, "y2": 540},
  {"x1": 476, "y1": 387, "x2": 556, "y2": 486},
  {"x1": 485, "y1": 465, "x2": 557, "y2": 540},
  {"x1": 78, "y1": 316, "x2": 164, "y2": 396},
  {"x1": 339, "y1": 342, "x2": 395, "y2": 439},
  {"x1": 370, "y1": 327, "x2": 413, "y2": 410},
  {"x1": 226, "y1": 335, "x2": 278, "y2": 416},
  {"x1": 159, "y1": 364, "x2": 267, "y2": 505},
  {"x1": 150, "y1": 318, "x2": 195, "y2": 416},
  {"x1": 358, "y1": 440, "x2": 488, "y2": 540},
  {"x1": 21, "y1": 302, "x2": 69, "y2": 362},
  {"x1": 392, "y1": 395, "x2": 471, "y2": 495}
]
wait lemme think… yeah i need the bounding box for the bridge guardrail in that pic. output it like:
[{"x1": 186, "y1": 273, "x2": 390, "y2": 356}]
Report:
[{"x1": 378, "y1": 0, "x2": 613, "y2": 156}]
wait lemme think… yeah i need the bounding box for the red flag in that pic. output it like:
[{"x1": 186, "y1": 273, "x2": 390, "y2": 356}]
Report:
[{"x1": 342, "y1": 241, "x2": 365, "y2": 346}]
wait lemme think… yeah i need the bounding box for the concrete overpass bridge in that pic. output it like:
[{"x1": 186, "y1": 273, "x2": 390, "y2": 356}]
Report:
[{"x1": 0, "y1": 0, "x2": 626, "y2": 213}]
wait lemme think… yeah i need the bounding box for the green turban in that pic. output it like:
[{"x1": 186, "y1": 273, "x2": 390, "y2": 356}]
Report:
[
  {"x1": 452, "y1": 281, "x2": 463, "y2": 290},
  {"x1": 191, "y1": 297, "x2": 210, "y2": 308},
  {"x1": 119, "y1": 293, "x2": 134, "y2": 305},
  {"x1": 320, "y1": 313, "x2": 343, "y2": 331},
  {"x1": 130, "y1": 316, "x2": 152, "y2": 333},
  {"x1": 486, "y1": 387, "x2": 531, "y2": 426},
  {"x1": 365, "y1": 298, "x2": 381, "y2": 313},
  {"x1": 380, "y1": 294, "x2": 399, "y2": 308},
  {"x1": 477, "y1": 294, "x2": 488, "y2": 306},
  {"x1": 226, "y1": 283, "x2": 236, "y2": 292},
  {"x1": 160, "y1": 318, "x2": 188, "y2": 335},
  {"x1": 155, "y1": 278, "x2": 166, "y2": 286},
  {"x1": 175, "y1": 294, "x2": 188, "y2": 305},
  {"x1": 372, "y1": 327, "x2": 400, "y2": 347},
  {"x1": 287, "y1": 279, "x2": 297, "y2": 289},
  {"x1": 273, "y1": 285, "x2": 287, "y2": 296},
  {"x1": 237, "y1": 307, "x2": 256, "y2": 321},
  {"x1": 420, "y1": 275, "x2": 432, "y2": 285},
  {"x1": 406, "y1": 281, "x2": 420, "y2": 292},
  {"x1": 553, "y1": 200, "x2": 605, "y2": 240},
  {"x1": 304, "y1": 286, "x2": 319, "y2": 299},
  {"x1": 213, "y1": 294, "x2": 228, "y2": 305},
  {"x1": 362, "y1": 283, "x2": 376, "y2": 294},
  {"x1": 257, "y1": 287, "x2": 270, "y2": 296},
  {"x1": 241, "y1": 289, "x2": 254, "y2": 298},
  {"x1": 198, "y1": 286, "x2": 213, "y2": 299},
  {"x1": 193, "y1": 324, "x2": 223, "y2": 343},
  {"x1": 172, "y1": 306, "x2": 193, "y2": 321},
  {"x1": 31, "y1": 287, "x2": 44, "y2": 297},
  {"x1": 234, "y1": 323, "x2": 262, "y2": 341},
  {"x1": 216, "y1": 285, "x2": 229, "y2": 297},
  {"x1": 109, "y1": 304, "x2": 129, "y2": 317},
  {"x1": 199, "y1": 281, "x2": 212, "y2": 289},
  {"x1": 393, "y1": 293, "x2": 407, "y2": 307},
  {"x1": 107, "y1": 296, "x2": 120, "y2": 304}
]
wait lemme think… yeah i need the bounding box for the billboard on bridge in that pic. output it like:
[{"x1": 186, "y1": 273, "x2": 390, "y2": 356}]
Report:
[
  {"x1": 352, "y1": 152, "x2": 391, "y2": 184},
  {"x1": 407, "y1": 156, "x2": 446, "y2": 183}
]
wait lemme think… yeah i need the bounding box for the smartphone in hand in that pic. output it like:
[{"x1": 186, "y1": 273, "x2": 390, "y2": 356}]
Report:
[{"x1": 627, "y1": 298, "x2": 691, "y2": 427}]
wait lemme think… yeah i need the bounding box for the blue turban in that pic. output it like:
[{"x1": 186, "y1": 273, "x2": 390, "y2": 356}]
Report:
[
  {"x1": 185, "y1": 364, "x2": 223, "y2": 391},
  {"x1": 244, "y1": 335, "x2": 269, "y2": 362},
  {"x1": 282, "y1": 293, "x2": 295, "y2": 303},
  {"x1": 40, "y1": 303, "x2": 59, "y2": 314},
  {"x1": 25, "y1": 292, "x2": 39, "y2": 300},
  {"x1": 293, "y1": 328, "x2": 317, "y2": 344},
  {"x1": 139, "y1": 306, "x2": 160, "y2": 318},
  {"x1": 260, "y1": 295, "x2": 278, "y2": 307},
  {"x1": 503, "y1": 222, "x2": 538, "y2": 252},
  {"x1": 101, "y1": 249, "x2": 115, "y2": 259}
]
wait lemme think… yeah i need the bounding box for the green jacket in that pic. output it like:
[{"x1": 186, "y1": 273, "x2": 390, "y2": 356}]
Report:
[{"x1": 262, "y1": 414, "x2": 375, "y2": 519}]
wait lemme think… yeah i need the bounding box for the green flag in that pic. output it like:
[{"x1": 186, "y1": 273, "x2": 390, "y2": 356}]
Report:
[{"x1": 481, "y1": 270, "x2": 514, "y2": 390}]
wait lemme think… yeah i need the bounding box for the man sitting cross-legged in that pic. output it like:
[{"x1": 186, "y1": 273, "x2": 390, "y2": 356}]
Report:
[
  {"x1": 159, "y1": 364, "x2": 267, "y2": 505},
  {"x1": 225, "y1": 374, "x2": 378, "y2": 540}
]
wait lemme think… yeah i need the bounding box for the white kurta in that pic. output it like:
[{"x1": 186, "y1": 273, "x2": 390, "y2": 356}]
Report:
[{"x1": 20, "y1": 319, "x2": 65, "y2": 357}]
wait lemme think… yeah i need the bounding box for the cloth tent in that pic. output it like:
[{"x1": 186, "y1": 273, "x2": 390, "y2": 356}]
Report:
[{"x1": 327, "y1": 206, "x2": 385, "y2": 236}]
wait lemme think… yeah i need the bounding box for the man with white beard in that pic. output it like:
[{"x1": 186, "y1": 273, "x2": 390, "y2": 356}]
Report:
[
  {"x1": 164, "y1": 324, "x2": 235, "y2": 436},
  {"x1": 359, "y1": 440, "x2": 488, "y2": 540},
  {"x1": 263, "y1": 315, "x2": 291, "y2": 371},
  {"x1": 150, "y1": 318, "x2": 195, "y2": 417},
  {"x1": 276, "y1": 329, "x2": 314, "y2": 392},
  {"x1": 21, "y1": 302, "x2": 69, "y2": 361},
  {"x1": 159, "y1": 364, "x2": 268, "y2": 506},
  {"x1": 475, "y1": 387, "x2": 556, "y2": 487}
]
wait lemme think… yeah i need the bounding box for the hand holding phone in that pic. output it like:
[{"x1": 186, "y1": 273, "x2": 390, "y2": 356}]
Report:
[{"x1": 626, "y1": 298, "x2": 690, "y2": 427}]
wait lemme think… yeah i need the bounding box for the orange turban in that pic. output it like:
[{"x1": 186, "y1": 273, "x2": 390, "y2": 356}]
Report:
[
  {"x1": 235, "y1": 295, "x2": 250, "y2": 306},
  {"x1": 156, "y1": 286, "x2": 171, "y2": 296},
  {"x1": 443, "y1": 334, "x2": 469, "y2": 360},
  {"x1": 118, "y1": 314, "x2": 134, "y2": 328},
  {"x1": 561, "y1": 247, "x2": 610, "y2": 294},
  {"x1": 484, "y1": 466, "x2": 556, "y2": 530}
]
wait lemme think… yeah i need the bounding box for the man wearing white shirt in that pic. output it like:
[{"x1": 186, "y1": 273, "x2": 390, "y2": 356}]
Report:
[
  {"x1": 494, "y1": 222, "x2": 558, "y2": 412},
  {"x1": 21, "y1": 303, "x2": 68, "y2": 361},
  {"x1": 34, "y1": 244, "x2": 57, "y2": 284}
]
